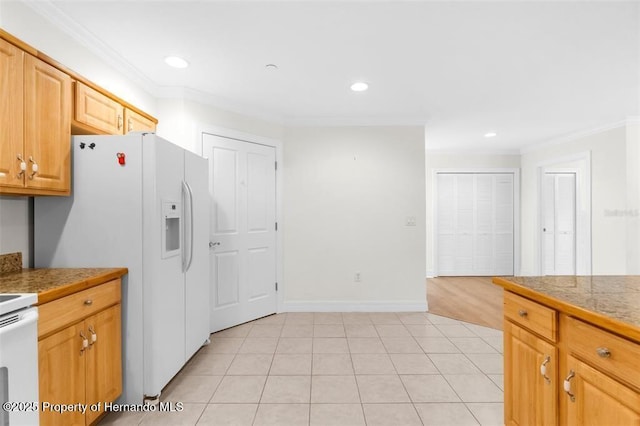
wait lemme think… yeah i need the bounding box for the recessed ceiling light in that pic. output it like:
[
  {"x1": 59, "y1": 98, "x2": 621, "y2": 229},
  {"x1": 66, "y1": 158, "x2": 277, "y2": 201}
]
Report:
[
  {"x1": 350, "y1": 82, "x2": 369, "y2": 92},
  {"x1": 165, "y1": 56, "x2": 189, "y2": 69},
  {"x1": 484, "y1": 132, "x2": 497, "y2": 138}
]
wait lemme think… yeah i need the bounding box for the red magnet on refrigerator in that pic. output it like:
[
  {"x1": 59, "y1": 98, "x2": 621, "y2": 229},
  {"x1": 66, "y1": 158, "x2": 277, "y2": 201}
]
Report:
[{"x1": 117, "y1": 152, "x2": 126, "y2": 165}]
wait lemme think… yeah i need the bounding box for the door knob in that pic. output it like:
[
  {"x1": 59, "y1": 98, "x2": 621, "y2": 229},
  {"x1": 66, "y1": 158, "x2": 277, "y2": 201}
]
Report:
[{"x1": 209, "y1": 242, "x2": 221, "y2": 248}]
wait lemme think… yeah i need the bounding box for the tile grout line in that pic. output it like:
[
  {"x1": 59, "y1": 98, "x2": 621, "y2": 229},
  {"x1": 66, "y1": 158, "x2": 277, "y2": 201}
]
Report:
[{"x1": 392, "y1": 316, "x2": 427, "y2": 425}]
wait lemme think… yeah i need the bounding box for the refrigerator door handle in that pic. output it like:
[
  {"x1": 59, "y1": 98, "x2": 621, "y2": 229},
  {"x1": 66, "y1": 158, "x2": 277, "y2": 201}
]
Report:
[
  {"x1": 184, "y1": 181, "x2": 195, "y2": 272},
  {"x1": 181, "y1": 181, "x2": 189, "y2": 272}
]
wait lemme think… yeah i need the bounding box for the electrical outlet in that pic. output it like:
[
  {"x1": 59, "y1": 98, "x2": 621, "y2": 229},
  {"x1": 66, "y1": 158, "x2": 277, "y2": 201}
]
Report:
[
  {"x1": 354, "y1": 272, "x2": 361, "y2": 282},
  {"x1": 405, "y1": 216, "x2": 416, "y2": 226}
]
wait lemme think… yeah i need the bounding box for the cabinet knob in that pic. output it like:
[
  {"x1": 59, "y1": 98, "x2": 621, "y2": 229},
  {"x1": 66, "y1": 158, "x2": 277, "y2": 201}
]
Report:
[
  {"x1": 596, "y1": 347, "x2": 611, "y2": 358},
  {"x1": 128, "y1": 118, "x2": 133, "y2": 132},
  {"x1": 518, "y1": 309, "x2": 528, "y2": 318},
  {"x1": 84, "y1": 299, "x2": 93, "y2": 306},
  {"x1": 118, "y1": 114, "x2": 123, "y2": 130}
]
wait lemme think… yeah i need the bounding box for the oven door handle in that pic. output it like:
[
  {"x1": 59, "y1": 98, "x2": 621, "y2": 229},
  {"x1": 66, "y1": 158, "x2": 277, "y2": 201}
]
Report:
[{"x1": 0, "y1": 309, "x2": 38, "y2": 336}]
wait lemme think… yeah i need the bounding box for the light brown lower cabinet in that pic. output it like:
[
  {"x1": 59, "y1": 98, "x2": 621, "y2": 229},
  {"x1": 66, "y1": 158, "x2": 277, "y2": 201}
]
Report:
[
  {"x1": 503, "y1": 290, "x2": 640, "y2": 426},
  {"x1": 564, "y1": 355, "x2": 640, "y2": 425},
  {"x1": 504, "y1": 321, "x2": 557, "y2": 425},
  {"x1": 38, "y1": 280, "x2": 122, "y2": 426}
]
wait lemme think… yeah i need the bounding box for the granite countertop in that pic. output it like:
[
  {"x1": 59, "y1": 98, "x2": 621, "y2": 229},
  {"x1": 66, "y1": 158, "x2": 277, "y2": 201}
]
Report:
[
  {"x1": 493, "y1": 275, "x2": 640, "y2": 343},
  {"x1": 0, "y1": 267, "x2": 128, "y2": 305}
]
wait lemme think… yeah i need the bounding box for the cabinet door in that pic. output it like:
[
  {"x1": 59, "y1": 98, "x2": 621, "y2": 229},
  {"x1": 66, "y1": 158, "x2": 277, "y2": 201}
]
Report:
[
  {"x1": 24, "y1": 54, "x2": 71, "y2": 193},
  {"x1": 0, "y1": 39, "x2": 24, "y2": 189},
  {"x1": 85, "y1": 304, "x2": 122, "y2": 425},
  {"x1": 74, "y1": 81, "x2": 124, "y2": 135},
  {"x1": 504, "y1": 321, "x2": 558, "y2": 426},
  {"x1": 39, "y1": 323, "x2": 86, "y2": 426},
  {"x1": 565, "y1": 356, "x2": 640, "y2": 426},
  {"x1": 124, "y1": 107, "x2": 156, "y2": 133}
]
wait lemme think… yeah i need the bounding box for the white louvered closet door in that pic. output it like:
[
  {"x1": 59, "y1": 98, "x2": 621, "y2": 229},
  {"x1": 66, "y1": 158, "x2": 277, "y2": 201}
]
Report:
[{"x1": 437, "y1": 173, "x2": 514, "y2": 276}]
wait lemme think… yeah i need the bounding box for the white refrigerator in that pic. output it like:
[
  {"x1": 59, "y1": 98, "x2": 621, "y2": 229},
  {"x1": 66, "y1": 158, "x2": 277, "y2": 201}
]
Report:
[{"x1": 34, "y1": 133, "x2": 210, "y2": 404}]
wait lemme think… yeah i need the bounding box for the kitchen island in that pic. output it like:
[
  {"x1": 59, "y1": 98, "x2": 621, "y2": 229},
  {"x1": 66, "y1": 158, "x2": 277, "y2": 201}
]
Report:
[
  {"x1": 493, "y1": 275, "x2": 640, "y2": 426},
  {"x1": 0, "y1": 255, "x2": 127, "y2": 425}
]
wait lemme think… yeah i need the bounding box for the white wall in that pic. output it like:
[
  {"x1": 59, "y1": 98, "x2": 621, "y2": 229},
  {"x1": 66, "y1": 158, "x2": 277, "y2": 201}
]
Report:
[
  {"x1": 520, "y1": 125, "x2": 628, "y2": 275},
  {"x1": 0, "y1": 197, "x2": 31, "y2": 267},
  {"x1": 283, "y1": 126, "x2": 426, "y2": 311},
  {"x1": 626, "y1": 120, "x2": 640, "y2": 273},
  {"x1": 425, "y1": 152, "x2": 521, "y2": 276}
]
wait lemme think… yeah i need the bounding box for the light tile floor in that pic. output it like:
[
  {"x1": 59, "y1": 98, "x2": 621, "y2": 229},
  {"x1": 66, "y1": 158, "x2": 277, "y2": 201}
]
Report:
[{"x1": 100, "y1": 312, "x2": 504, "y2": 426}]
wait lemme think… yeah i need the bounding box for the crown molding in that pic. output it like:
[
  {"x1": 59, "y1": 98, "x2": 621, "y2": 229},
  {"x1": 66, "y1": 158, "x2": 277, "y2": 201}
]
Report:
[
  {"x1": 519, "y1": 119, "x2": 630, "y2": 154},
  {"x1": 283, "y1": 116, "x2": 428, "y2": 127},
  {"x1": 24, "y1": 0, "x2": 158, "y2": 95},
  {"x1": 425, "y1": 148, "x2": 521, "y2": 155}
]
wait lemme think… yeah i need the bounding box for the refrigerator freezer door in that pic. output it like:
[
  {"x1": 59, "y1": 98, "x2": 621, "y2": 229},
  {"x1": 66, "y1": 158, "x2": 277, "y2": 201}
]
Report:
[
  {"x1": 142, "y1": 136, "x2": 186, "y2": 398},
  {"x1": 184, "y1": 150, "x2": 211, "y2": 360}
]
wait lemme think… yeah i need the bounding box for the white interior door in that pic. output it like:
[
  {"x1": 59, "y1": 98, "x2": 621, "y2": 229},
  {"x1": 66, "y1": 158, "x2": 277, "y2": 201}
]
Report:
[
  {"x1": 542, "y1": 173, "x2": 576, "y2": 275},
  {"x1": 203, "y1": 134, "x2": 277, "y2": 333}
]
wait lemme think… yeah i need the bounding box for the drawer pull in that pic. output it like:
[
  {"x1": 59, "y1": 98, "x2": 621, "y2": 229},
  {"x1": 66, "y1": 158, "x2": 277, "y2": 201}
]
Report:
[
  {"x1": 84, "y1": 299, "x2": 93, "y2": 306},
  {"x1": 596, "y1": 347, "x2": 611, "y2": 358},
  {"x1": 564, "y1": 370, "x2": 576, "y2": 402},
  {"x1": 540, "y1": 356, "x2": 551, "y2": 384},
  {"x1": 518, "y1": 309, "x2": 528, "y2": 317}
]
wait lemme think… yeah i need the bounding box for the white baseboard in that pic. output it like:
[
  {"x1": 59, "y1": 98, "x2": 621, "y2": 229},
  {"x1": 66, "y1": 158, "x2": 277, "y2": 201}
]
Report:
[
  {"x1": 426, "y1": 270, "x2": 435, "y2": 278},
  {"x1": 282, "y1": 300, "x2": 428, "y2": 313}
]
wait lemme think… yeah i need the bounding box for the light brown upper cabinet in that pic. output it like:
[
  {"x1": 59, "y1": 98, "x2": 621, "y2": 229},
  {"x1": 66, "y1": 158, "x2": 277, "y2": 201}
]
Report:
[
  {"x1": 74, "y1": 81, "x2": 124, "y2": 135},
  {"x1": 0, "y1": 38, "x2": 71, "y2": 196},
  {"x1": 74, "y1": 81, "x2": 156, "y2": 135},
  {"x1": 124, "y1": 107, "x2": 156, "y2": 133}
]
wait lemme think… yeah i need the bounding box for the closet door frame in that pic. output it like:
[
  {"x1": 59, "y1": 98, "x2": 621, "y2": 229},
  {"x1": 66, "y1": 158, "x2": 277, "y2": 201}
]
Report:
[{"x1": 433, "y1": 168, "x2": 520, "y2": 277}]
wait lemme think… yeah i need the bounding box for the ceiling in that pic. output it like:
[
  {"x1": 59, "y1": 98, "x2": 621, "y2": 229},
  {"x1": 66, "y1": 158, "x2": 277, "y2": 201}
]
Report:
[{"x1": 26, "y1": 1, "x2": 640, "y2": 151}]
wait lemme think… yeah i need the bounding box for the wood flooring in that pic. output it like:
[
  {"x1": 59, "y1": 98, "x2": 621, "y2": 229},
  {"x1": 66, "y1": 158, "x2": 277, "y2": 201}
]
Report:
[{"x1": 426, "y1": 276, "x2": 504, "y2": 330}]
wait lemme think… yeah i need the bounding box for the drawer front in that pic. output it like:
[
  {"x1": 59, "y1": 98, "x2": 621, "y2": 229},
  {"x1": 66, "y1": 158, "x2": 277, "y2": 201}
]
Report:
[
  {"x1": 566, "y1": 316, "x2": 640, "y2": 391},
  {"x1": 38, "y1": 279, "x2": 121, "y2": 338},
  {"x1": 504, "y1": 291, "x2": 557, "y2": 342}
]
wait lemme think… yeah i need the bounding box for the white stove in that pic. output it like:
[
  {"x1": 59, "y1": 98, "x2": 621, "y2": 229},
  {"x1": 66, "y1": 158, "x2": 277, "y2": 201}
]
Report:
[
  {"x1": 0, "y1": 293, "x2": 38, "y2": 426},
  {"x1": 0, "y1": 293, "x2": 36, "y2": 316}
]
